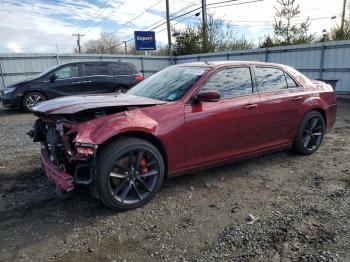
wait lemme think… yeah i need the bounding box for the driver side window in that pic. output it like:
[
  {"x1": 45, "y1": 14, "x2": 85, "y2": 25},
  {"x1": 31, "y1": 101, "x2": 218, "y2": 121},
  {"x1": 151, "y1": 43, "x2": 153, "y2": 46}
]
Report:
[
  {"x1": 55, "y1": 65, "x2": 79, "y2": 80},
  {"x1": 201, "y1": 67, "x2": 253, "y2": 99}
]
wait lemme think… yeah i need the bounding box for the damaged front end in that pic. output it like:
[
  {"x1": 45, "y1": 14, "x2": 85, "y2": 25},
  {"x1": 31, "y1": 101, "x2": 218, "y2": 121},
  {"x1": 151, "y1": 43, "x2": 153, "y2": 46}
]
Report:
[{"x1": 28, "y1": 116, "x2": 98, "y2": 193}]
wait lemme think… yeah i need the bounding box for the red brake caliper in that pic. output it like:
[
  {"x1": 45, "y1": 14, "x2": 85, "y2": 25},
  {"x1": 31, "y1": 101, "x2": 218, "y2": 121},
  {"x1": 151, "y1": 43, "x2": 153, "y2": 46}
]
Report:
[{"x1": 140, "y1": 159, "x2": 148, "y2": 174}]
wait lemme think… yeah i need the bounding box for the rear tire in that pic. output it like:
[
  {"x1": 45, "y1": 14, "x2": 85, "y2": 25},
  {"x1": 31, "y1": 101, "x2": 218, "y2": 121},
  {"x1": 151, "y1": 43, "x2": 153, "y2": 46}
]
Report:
[
  {"x1": 22, "y1": 92, "x2": 46, "y2": 112},
  {"x1": 293, "y1": 111, "x2": 325, "y2": 155},
  {"x1": 97, "y1": 138, "x2": 165, "y2": 211}
]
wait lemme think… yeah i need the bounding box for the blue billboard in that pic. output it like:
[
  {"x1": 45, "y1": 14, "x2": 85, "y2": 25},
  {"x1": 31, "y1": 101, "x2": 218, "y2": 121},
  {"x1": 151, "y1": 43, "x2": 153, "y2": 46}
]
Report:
[{"x1": 134, "y1": 31, "x2": 156, "y2": 51}]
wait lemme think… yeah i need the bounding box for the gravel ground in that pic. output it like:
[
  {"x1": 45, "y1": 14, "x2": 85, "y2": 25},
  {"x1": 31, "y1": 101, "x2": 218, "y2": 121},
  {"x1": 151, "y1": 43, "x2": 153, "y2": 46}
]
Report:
[{"x1": 0, "y1": 100, "x2": 349, "y2": 262}]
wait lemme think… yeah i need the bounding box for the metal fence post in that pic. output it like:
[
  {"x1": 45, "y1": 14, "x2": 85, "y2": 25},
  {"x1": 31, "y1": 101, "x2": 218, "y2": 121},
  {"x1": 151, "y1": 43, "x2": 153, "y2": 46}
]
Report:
[
  {"x1": 140, "y1": 56, "x2": 144, "y2": 77},
  {"x1": 0, "y1": 56, "x2": 5, "y2": 89},
  {"x1": 319, "y1": 44, "x2": 325, "y2": 79}
]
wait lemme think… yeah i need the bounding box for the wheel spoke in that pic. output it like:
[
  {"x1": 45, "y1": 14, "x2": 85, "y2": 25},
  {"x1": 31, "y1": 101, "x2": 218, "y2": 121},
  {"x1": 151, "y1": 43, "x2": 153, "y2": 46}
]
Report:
[
  {"x1": 303, "y1": 135, "x2": 311, "y2": 148},
  {"x1": 109, "y1": 172, "x2": 128, "y2": 179},
  {"x1": 138, "y1": 169, "x2": 158, "y2": 178},
  {"x1": 143, "y1": 160, "x2": 157, "y2": 168},
  {"x1": 312, "y1": 132, "x2": 323, "y2": 136},
  {"x1": 114, "y1": 162, "x2": 130, "y2": 172},
  {"x1": 135, "y1": 150, "x2": 144, "y2": 170},
  {"x1": 137, "y1": 178, "x2": 151, "y2": 192},
  {"x1": 133, "y1": 182, "x2": 143, "y2": 200},
  {"x1": 309, "y1": 117, "x2": 319, "y2": 130},
  {"x1": 120, "y1": 180, "x2": 133, "y2": 203},
  {"x1": 128, "y1": 151, "x2": 134, "y2": 167},
  {"x1": 114, "y1": 179, "x2": 127, "y2": 195}
]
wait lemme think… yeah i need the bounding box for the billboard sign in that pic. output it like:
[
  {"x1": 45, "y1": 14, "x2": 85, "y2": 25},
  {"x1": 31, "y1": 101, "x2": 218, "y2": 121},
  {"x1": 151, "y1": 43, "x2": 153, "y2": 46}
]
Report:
[{"x1": 134, "y1": 31, "x2": 156, "y2": 51}]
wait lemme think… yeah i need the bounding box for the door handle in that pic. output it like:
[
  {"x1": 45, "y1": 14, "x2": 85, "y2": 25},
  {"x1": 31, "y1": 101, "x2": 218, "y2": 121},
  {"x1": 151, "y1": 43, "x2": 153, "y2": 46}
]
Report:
[
  {"x1": 244, "y1": 103, "x2": 258, "y2": 109},
  {"x1": 291, "y1": 96, "x2": 303, "y2": 101},
  {"x1": 72, "y1": 81, "x2": 81, "y2": 84},
  {"x1": 82, "y1": 80, "x2": 92, "y2": 83}
]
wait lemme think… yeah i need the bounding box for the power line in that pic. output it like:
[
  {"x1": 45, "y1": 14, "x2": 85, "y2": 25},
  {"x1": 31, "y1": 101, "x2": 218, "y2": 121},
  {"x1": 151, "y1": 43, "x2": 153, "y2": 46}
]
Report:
[
  {"x1": 81, "y1": 0, "x2": 127, "y2": 35},
  {"x1": 105, "y1": 0, "x2": 266, "y2": 51},
  {"x1": 72, "y1": 0, "x2": 112, "y2": 35},
  {"x1": 112, "y1": 0, "x2": 163, "y2": 35}
]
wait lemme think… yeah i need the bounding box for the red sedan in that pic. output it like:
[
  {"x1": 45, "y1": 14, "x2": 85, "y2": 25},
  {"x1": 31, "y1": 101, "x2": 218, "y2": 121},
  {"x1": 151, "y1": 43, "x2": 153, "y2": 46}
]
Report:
[{"x1": 30, "y1": 61, "x2": 336, "y2": 210}]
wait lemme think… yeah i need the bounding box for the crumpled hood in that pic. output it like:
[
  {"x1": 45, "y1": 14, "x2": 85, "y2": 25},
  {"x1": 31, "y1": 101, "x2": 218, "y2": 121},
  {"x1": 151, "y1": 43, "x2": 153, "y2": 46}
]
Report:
[{"x1": 33, "y1": 94, "x2": 167, "y2": 115}]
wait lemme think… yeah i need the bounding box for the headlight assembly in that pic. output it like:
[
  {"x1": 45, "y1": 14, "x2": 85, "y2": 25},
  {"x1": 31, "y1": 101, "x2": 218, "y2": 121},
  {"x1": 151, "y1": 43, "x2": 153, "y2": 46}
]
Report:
[{"x1": 3, "y1": 87, "x2": 16, "y2": 94}]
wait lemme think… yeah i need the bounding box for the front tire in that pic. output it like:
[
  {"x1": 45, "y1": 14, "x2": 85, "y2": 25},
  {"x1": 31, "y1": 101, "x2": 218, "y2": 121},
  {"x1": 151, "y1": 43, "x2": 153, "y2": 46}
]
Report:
[
  {"x1": 293, "y1": 111, "x2": 325, "y2": 155},
  {"x1": 97, "y1": 138, "x2": 165, "y2": 211},
  {"x1": 22, "y1": 92, "x2": 46, "y2": 112}
]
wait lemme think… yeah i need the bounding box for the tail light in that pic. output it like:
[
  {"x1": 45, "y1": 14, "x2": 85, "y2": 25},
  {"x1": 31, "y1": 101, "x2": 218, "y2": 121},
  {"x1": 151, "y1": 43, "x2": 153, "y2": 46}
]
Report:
[{"x1": 134, "y1": 74, "x2": 144, "y2": 81}]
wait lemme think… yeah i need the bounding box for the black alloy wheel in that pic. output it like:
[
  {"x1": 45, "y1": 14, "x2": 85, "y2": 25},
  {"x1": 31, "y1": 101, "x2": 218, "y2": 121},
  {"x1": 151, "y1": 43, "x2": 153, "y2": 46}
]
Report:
[
  {"x1": 294, "y1": 111, "x2": 325, "y2": 155},
  {"x1": 98, "y1": 138, "x2": 164, "y2": 210}
]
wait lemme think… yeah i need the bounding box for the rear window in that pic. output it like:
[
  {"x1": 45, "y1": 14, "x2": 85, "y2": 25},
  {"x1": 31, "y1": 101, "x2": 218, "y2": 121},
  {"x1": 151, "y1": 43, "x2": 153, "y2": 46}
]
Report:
[
  {"x1": 110, "y1": 63, "x2": 138, "y2": 75},
  {"x1": 83, "y1": 63, "x2": 108, "y2": 76}
]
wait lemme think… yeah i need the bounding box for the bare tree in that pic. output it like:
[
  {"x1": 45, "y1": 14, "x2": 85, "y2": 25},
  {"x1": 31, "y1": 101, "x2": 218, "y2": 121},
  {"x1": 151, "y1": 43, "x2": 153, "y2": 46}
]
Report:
[{"x1": 77, "y1": 32, "x2": 127, "y2": 54}]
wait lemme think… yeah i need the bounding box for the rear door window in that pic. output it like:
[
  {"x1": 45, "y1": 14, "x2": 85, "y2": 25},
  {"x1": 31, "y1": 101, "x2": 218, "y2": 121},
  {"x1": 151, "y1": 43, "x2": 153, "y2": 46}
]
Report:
[
  {"x1": 255, "y1": 67, "x2": 288, "y2": 92},
  {"x1": 55, "y1": 65, "x2": 79, "y2": 79},
  {"x1": 285, "y1": 72, "x2": 299, "y2": 88},
  {"x1": 83, "y1": 63, "x2": 108, "y2": 76},
  {"x1": 110, "y1": 63, "x2": 138, "y2": 75}
]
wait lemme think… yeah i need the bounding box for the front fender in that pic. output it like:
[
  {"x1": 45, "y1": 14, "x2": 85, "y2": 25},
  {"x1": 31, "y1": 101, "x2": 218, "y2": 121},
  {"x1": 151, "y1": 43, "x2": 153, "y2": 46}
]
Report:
[{"x1": 73, "y1": 110, "x2": 158, "y2": 145}]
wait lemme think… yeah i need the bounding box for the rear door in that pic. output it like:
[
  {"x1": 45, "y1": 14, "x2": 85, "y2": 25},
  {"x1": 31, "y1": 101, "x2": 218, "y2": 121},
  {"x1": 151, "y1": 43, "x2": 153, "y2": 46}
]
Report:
[
  {"x1": 81, "y1": 63, "x2": 114, "y2": 94},
  {"x1": 109, "y1": 62, "x2": 141, "y2": 89},
  {"x1": 48, "y1": 63, "x2": 82, "y2": 98},
  {"x1": 253, "y1": 66, "x2": 305, "y2": 148},
  {"x1": 184, "y1": 66, "x2": 261, "y2": 168}
]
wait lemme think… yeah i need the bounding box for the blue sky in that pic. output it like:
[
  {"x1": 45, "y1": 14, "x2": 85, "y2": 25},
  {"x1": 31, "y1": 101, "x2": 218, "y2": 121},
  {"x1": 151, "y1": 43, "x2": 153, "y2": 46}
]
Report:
[{"x1": 0, "y1": 0, "x2": 344, "y2": 53}]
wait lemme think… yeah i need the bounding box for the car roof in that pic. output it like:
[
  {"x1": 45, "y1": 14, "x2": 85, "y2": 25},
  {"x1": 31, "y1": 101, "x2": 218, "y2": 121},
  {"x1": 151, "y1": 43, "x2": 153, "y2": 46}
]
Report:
[
  {"x1": 173, "y1": 61, "x2": 287, "y2": 69},
  {"x1": 59, "y1": 61, "x2": 131, "y2": 66}
]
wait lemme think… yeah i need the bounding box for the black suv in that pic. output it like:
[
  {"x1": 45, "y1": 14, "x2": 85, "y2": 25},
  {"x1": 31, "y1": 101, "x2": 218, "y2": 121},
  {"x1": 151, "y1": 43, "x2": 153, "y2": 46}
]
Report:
[{"x1": 1, "y1": 61, "x2": 144, "y2": 111}]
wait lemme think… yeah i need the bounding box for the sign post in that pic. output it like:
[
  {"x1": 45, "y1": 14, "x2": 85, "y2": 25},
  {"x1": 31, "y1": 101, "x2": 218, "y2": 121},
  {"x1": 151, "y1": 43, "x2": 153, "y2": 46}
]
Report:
[{"x1": 134, "y1": 31, "x2": 156, "y2": 51}]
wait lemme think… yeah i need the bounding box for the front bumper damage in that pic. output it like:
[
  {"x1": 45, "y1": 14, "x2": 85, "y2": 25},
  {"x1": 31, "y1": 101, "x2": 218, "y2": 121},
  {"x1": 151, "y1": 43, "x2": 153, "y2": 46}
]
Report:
[
  {"x1": 29, "y1": 118, "x2": 98, "y2": 193},
  {"x1": 41, "y1": 147, "x2": 74, "y2": 191}
]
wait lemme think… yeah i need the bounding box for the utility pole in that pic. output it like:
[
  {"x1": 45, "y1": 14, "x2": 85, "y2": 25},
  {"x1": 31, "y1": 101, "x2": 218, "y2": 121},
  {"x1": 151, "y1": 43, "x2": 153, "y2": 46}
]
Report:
[
  {"x1": 123, "y1": 41, "x2": 127, "y2": 55},
  {"x1": 72, "y1": 33, "x2": 85, "y2": 54},
  {"x1": 341, "y1": 0, "x2": 347, "y2": 31},
  {"x1": 201, "y1": 0, "x2": 208, "y2": 52},
  {"x1": 165, "y1": 0, "x2": 172, "y2": 55}
]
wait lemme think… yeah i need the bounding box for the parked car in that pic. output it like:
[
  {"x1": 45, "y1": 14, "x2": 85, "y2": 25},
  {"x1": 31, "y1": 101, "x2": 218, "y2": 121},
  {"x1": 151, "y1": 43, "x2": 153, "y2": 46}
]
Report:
[
  {"x1": 1, "y1": 61, "x2": 144, "y2": 111},
  {"x1": 28, "y1": 61, "x2": 336, "y2": 210}
]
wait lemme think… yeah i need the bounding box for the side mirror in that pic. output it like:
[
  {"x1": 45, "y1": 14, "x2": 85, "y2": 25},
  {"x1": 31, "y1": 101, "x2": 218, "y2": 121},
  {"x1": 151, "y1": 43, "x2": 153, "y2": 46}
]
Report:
[
  {"x1": 195, "y1": 90, "x2": 220, "y2": 102},
  {"x1": 49, "y1": 73, "x2": 57, "y2": 82}
]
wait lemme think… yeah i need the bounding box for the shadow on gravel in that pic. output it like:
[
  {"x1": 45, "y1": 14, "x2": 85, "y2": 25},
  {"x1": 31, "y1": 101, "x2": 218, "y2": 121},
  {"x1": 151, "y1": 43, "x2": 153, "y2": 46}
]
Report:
[{"x1": 0, "y1": 150, "x2": 291, "y2": 252}]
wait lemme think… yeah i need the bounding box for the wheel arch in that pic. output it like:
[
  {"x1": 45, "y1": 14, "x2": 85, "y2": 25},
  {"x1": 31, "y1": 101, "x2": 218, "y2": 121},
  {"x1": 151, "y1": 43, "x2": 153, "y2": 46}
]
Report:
[
  {"x1": 21, "y1": 90, "x2": 48, "y2": 109},
  {"x1": 97, "y1": 131, "x2": 168, "y2": 177}
]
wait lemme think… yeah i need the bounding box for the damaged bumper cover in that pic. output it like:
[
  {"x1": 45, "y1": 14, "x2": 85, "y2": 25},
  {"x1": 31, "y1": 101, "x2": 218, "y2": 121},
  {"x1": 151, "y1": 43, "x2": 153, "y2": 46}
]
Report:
[{"x1": 41, "y1": 148, "x2": 74, "y2": 191}]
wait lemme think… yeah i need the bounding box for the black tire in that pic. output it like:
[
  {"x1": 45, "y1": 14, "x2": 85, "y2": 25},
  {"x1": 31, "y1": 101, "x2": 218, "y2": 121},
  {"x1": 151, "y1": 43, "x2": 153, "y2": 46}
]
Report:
[
  {"x1": 114, "y1": 87, "x2": 128, "y2": 95},
  {"x1": 22, "y1": 92, "x2": 46, "y2": 112},
  {"x1": 293, "y1": 111, "x2": 325, "y2": 155},
  {"x1": 97, "y1": 137, "x2": 165, "y2": 211}
]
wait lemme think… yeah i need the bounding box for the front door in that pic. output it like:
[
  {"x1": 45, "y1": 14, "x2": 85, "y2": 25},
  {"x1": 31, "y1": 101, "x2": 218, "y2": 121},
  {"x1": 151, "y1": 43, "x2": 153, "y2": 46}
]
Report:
[
  {"x1": 184, "y1": 66, "x2": 260, "y2": 168},
  {"x1": 48, "y1": 63, "x2": 82, "y2": 98}
]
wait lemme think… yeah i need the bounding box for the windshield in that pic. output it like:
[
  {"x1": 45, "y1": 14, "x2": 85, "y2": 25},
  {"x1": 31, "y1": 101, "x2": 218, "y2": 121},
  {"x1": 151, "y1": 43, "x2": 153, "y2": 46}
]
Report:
[
  {"x1": 128, "y1": 66, "x2": 208, "y2": 101},
  {"x1": 36, "y1": 64, "x2": 61, "y2": 78}
]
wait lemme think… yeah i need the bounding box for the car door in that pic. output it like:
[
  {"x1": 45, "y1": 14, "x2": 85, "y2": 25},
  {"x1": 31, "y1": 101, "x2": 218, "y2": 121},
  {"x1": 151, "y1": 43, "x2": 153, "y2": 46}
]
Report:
[
  {"x1": 81, "y1": 63, "x2": 114, "y2": 94},
  {"x1": 184, "y1": 66, "x2": 261, "y2": 168},
  {"x1": 48, "y1": 63, "x2": 82, "y2": 98},
  {"x1": 253, "y1": 66, "x2": 305, "y2": 148}
]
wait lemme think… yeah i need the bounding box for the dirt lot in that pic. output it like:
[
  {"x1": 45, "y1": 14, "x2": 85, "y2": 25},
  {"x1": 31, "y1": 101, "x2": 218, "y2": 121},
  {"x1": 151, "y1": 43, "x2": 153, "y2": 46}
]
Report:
[{"x1": 0, "y1": 100, "x2": 349, "y2": 262}]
